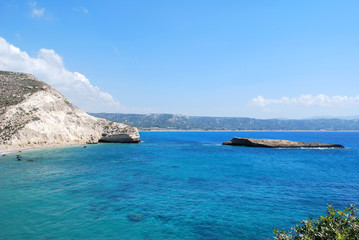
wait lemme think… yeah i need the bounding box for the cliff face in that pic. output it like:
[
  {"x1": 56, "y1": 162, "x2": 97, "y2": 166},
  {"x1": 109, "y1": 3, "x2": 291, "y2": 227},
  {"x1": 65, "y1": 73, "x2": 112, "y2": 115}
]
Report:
[{"x1": 0, "y1": 71, "x2": 140, "y2": 152}]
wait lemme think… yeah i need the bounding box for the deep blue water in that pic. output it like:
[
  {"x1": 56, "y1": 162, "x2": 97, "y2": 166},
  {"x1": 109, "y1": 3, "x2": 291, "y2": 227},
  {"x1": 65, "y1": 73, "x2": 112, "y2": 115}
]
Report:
[{"x1": 1, "y1": 131, "x2": 359, "y2": 240}]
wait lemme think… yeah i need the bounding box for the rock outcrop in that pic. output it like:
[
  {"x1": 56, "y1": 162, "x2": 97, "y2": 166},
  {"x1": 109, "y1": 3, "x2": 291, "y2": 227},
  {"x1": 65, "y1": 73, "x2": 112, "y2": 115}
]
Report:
[
  {"x1": 223, "y1": 137, "x2": 344, "y2": 148},
  {"x1": 0, "y1": 71, "x2": 140, "y2": 152}
]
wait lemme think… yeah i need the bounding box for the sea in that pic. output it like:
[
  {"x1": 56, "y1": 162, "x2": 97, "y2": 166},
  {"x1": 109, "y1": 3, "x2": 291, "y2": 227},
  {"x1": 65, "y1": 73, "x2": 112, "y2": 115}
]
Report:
[{"x1": 1, "y1": 131, "x2": 359, "y2": 240}]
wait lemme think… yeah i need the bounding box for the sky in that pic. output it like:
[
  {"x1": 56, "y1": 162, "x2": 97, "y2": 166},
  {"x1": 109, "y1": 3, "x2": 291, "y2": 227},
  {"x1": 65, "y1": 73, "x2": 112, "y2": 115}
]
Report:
[{"x1": 0, "y1": 0, "x2": 358, "y2": 119}]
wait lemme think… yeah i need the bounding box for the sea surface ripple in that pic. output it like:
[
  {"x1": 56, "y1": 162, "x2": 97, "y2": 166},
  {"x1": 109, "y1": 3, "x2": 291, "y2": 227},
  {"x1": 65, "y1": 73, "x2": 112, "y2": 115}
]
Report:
[{"x1": 1, "y1": 131, "x2": 359, "y2": 239}]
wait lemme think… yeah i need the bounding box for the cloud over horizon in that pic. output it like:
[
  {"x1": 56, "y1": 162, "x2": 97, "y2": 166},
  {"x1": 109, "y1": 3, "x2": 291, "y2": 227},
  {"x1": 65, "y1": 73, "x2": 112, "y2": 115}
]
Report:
[
  {"x1": 251, "y1": 94, "x2": 359, "y2": 108},
  {"x1": 0, "y1": 36, "x2": 123, "y2": 112}
]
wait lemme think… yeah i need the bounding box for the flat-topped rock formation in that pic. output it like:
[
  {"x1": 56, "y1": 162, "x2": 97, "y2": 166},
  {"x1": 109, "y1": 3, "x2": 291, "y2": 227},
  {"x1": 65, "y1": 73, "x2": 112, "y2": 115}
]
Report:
[
  {"x1": 223, "y1": 137, "x2": 344, "y2": 148},
  {"x1": 0, "y1": 71, "x2": 140, "y2": 152}
]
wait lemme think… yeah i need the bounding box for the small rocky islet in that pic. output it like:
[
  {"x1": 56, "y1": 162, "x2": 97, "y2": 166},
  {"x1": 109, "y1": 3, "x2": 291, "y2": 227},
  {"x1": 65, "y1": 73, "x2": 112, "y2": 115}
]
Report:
[{"x1": 223, "y1": 137, "x2": 344, "y2": 148}]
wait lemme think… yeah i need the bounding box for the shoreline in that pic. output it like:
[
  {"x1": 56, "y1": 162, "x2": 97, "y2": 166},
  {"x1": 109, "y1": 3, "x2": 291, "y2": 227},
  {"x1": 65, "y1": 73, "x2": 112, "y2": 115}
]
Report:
[
  {"x1": 2, "y1": 130, "x2": 357, "y2": 154},
  {"x1": 0, "y1": 142, "x2": 87, "y2": 155},
  {"x1": 139, "y1": 129, "x2": 359, "y2": 132}
]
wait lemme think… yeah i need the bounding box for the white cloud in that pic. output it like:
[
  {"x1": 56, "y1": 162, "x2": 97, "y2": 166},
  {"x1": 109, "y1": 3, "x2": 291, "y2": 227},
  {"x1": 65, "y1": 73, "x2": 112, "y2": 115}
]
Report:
[
  {"x1": 0, "y1": 36, "x2": 123, "y2": 112},
  {"x1": 251, "y1": 94, "x2": 359, "y2": 108},
  {"x1": 73, "y1": 6, "x2": 88, "y2": 14},
  {"x1": 29, "y1": 1, "x2": 45, "y2": 18},
  {"x1": 32, "y1": 7, "x2": 44, "y2": 17}
]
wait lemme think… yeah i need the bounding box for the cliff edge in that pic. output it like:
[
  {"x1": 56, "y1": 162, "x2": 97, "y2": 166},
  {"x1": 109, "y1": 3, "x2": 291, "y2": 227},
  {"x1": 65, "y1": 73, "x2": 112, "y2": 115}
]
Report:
[{"x1": 0, "y1": 71, "x2": 140, "y2": 152}]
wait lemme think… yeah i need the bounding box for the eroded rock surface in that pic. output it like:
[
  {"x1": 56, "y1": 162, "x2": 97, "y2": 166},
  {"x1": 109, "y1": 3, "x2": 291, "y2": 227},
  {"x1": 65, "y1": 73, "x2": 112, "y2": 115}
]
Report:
[
  {"x1": 0, "y1": 71, "x2": 140, "y2": 152},
  {"x1": 223, "y1": 137, "x2": 344, "y2": 148}
]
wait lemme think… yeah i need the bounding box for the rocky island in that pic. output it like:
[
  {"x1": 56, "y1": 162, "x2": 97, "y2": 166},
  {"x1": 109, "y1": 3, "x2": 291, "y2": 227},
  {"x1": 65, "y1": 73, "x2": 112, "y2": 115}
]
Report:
[
  {"x1": 223, "y1": 137, "x2": 344, "y2": 148},
  {"x1": 0, "y1": 71, "x2": 140, "y2": 153}
]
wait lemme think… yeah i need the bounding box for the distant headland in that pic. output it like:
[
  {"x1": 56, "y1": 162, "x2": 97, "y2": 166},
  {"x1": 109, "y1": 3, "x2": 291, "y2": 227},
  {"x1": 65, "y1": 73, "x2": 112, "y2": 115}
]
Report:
[{"x1": 89, "y1": 113, "x2": 359, "y2": 131}]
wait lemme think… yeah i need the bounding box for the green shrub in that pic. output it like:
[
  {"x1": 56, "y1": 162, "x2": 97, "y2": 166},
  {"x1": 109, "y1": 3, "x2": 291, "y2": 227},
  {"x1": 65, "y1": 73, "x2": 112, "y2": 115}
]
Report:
[
  {"x1": 32, "y1": 116, "x2": 41, "y2": 121},
  {"x1": 270, "y1": 205, "x2": 359, "y2": 240}
]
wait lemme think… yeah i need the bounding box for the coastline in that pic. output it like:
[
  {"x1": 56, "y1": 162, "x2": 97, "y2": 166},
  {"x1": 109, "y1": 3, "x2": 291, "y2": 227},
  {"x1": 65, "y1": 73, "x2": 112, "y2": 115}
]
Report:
[
  {"x1": 0, "y1": 142, "x2": 87, "y2": 155},
  {"x1": 3, "y1": 130, "x2": 357, "y2": 154},
  {"x1": 139, "y1": 129, "x2": 359, "y2": 132}
]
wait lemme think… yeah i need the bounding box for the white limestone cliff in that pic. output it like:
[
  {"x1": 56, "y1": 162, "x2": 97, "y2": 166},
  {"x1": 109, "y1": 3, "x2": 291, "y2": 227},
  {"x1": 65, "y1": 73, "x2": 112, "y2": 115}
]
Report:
[{"x1": 0, "y1": 71, "x2": 140, "y2": 153}]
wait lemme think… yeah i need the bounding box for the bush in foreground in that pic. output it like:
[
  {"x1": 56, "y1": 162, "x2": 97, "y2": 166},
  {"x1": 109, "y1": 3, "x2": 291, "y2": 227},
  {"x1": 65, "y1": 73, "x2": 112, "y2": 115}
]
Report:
[{"x1": 270, "y1": 205, "x2": 359, "y2": 240}]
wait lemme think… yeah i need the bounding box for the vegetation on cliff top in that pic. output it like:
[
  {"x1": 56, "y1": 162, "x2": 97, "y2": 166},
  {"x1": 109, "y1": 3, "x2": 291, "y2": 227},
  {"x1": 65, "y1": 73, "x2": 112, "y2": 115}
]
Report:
[
  {"x1": 269, "y1": 205, "x2": 359, "y2": 240},
  {"x1": 0, "y1": 71, "x2": 47, "y2": 143},
  {"x1": 0, "y1": 71, "x2": 46, "y2": 114}
]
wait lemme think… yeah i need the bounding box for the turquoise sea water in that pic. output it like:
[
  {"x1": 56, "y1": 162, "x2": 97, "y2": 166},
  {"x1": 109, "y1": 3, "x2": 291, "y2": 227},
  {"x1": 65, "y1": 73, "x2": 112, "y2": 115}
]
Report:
[{"x1": 1, "y1": 131, "x2": 359, "y2": 240}]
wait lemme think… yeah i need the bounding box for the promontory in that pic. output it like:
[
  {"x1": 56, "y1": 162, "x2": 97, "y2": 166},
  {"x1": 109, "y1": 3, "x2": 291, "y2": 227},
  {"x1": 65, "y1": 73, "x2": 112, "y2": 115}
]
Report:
[
  {"x1": 223, "y1": 137, "x2": 344, "y2": 148},
  {"x1": 0, "y1": 71, "x2": 140, "y2": 153}
]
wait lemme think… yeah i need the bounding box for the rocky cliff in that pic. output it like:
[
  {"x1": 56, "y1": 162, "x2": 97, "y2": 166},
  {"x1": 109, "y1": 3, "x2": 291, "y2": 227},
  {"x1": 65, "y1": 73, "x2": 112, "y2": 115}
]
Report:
[{"x1": 0, "y1": 71, "x2": 140, "y2": 152}]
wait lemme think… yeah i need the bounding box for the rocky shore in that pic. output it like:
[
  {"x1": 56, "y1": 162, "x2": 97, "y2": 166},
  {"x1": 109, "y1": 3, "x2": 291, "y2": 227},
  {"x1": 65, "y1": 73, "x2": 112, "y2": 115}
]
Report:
[
  {"x1": 223, "y1": 137, "x2": 344, "y2": 148},
  {"x1": 0, "y1": 71, "x2": 140, "y2": 153}
]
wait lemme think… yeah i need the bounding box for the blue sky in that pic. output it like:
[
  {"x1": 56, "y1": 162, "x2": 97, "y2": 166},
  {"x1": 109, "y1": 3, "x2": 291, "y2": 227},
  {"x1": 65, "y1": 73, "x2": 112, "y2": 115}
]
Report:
[{"x1": 0, "y1": 0, "x2": 358, "y2": 118}]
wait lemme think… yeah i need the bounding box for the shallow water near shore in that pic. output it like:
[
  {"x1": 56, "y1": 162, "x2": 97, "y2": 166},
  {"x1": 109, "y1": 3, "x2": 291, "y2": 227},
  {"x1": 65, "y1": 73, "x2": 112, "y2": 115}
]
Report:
[{"x1": 1, "y1": 131, "x2": 359, "y2": 239}]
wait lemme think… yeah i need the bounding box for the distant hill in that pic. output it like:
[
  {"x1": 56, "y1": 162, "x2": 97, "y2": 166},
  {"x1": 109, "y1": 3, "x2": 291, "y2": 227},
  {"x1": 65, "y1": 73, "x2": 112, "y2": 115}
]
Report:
[{"x1": 89, "y1": 113, "x2": 359, "y2": 131}]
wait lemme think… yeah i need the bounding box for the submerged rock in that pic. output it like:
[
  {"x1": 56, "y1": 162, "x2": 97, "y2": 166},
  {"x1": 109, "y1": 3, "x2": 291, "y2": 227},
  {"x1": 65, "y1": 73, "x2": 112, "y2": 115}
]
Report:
[
  {"x1": 223, "y1": 137, "x2": 344, "y2": 148},
  {"x1": 155, "y1": 214, "x2": 173, "y2": 222},
  {"x1": 127, "y1": 214, "x2": 143, "y2": 222}
]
